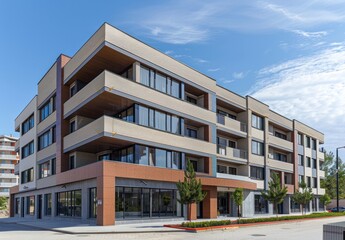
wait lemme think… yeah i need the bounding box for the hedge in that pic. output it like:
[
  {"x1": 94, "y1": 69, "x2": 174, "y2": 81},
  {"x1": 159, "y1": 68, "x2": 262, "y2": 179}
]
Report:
[{"x1": 181, "y1": 212, "x2": 345, "y2": 228}]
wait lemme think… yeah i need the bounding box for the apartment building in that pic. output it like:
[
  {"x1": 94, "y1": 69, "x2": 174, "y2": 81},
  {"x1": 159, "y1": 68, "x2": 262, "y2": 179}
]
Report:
[
  {"x1": 10, "y1": 23, "x2": 325, "y2": 225},
  {"x1": 0, "y1": 135, "x2": 18, "y2": 198}
]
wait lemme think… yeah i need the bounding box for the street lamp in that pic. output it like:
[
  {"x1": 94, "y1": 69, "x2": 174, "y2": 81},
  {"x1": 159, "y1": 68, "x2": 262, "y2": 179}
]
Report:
[{"x1": 336, "y1": 146, "x2": 345, "y2": 212}]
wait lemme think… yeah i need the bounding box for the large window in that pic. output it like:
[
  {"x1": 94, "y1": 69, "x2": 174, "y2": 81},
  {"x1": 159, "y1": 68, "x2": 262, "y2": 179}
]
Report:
[
  {"x1": 312, "y1": 139, "x2": 317, "y2": 150},
  {"x1": 56, "y1": 190, "x2": 82, "y2": 217},
  {"x1": 116, "y1": 145, "x2": 185, "y2": 170},
  {"x1": 306, "y1": 136, "x2": 311, "y2": 148},
  {"x1": 21, "y1": 168, "x2": 34, "y2": 184},
  {"x1": 298, "y1": 133, "x2": 303, "y2": 145},
  {"x1": 313, "y1": 177, "x2": 317, "y2": 188},
  {"x1": 26, "y1": 196, "x2": 35, "y2": 215},
  {"x1": 254, "y1": 195, "x2": 268, "y2": 214},
  {"x1": 38, "y1": 126, "x2": 56, "y2": 151},
  {"x1": 115, "y1": 187, "x2": 178, "y2": 219},
  {"x1": 140, "y1": 66, "x2": 183, "y2": 99},
  {"x1": 44, "y1": 193, "x2": 52, "y2": 216},
  {"x1": 306, "y1": 157, "x2": 311, "y2": 167},
  {"x1": 89, "y1": 188, "x2": 97, "y2": 218},
  {"x1": 252, "y1": 140, "x2": 264, "y2": 156},
  {"x1": 307, "y1": 177, "x2": 311, "y2": 188},
  {"x1": 274, "y1": 131, "x2": 287, "y2": 140},
  {"x1": 312, "y1": 158, "x2": 317, "y2": 169},
  {"x1": 298, "y1": 155, "x2": 304, "y2": 166},
  {"x1": 38, "y1": 161, "x2": 51, "y2": 179},
  {"x1": 252, "y1": 114, "x2": 264, "y2": 130},
  {"x1": 250, "y1": 166, "x2": 264, "y2": 180},
  {"x1": 39, "y1": 95, "x2": 55, "y2": 122},
  {"x1": 21, "y1": 141, "x2": 34, "y2": 159},
  {"x1": 273, "y1": 152, "x2": 288, "y2": 162},
  {"x1": 186, "y1": 128, "x2": 197, "y2": 139},
  {"x1": 22, "y1": 114, "x2": 34, "y2": 135}
]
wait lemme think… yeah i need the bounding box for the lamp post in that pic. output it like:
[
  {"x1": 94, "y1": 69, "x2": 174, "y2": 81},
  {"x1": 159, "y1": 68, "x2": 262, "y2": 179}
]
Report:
[{"x1": 336, "y1": 146, "x2": 345, "y2": 212}]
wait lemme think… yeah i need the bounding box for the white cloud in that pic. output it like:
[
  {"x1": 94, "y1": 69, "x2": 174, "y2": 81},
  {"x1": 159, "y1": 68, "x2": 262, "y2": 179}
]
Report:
[
  {"x1": 233, "y1": 72, "x2": 245, "y2": 79},
  {"x1": 208, "y1": 68, "x2": 221, "y2": 72},
  {"x1": 251, "y1": 43, "x2": 345, "y2": 152},
  {"x1": 291, "y1": 30, "x2": 328, "y2": 38},
  {"x1": 164, "y1": 50, "x2": 174, "y2": 55}
]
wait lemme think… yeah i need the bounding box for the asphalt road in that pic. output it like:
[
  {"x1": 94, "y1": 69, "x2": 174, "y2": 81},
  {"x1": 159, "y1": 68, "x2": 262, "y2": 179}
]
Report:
[{"x1": 1, "y1": 216, "x2": 344, "y2": 240}]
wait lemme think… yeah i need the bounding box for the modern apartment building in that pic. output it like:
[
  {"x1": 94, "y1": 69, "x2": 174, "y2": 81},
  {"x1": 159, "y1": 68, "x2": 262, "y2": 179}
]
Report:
[
  {"x1": 10, "y1": 23, "x2": 325, "y2": 225},
  {"x1": 0, "y1": 135, "x2": 18, "y2": 198}
]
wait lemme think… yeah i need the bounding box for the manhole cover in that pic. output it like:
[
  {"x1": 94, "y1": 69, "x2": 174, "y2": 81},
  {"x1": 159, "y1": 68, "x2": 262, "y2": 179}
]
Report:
[{"x1": 251, "y1": 234, "x2": 267, "y2": 237}]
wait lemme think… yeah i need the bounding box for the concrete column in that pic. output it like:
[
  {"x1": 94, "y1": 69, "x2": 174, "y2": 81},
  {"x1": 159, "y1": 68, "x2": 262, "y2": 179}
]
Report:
[
  {"x1": 202, "y1": 186, "x2": 217, "y2": 219},
  {"x1": 96, "y1": 175, "x2": 115, "y2": 226},
  {"x1": 133, "y1": 62, "x2": 141, "y2": 82}
]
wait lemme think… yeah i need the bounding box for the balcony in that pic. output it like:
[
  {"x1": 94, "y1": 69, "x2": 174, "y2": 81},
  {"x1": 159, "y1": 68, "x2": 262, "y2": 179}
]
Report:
[
  {"x1": 0, "y1": 173, "x2": 17, "y2": 179},
  {"x1": 318, "y1": 188, "x2": 326, "y2": 195},
  {"x1": 268, "y1": 134, "x2": 293, "y2": 152},
  {"x1": 216, "y1": 173, "x2": 256, "y2": 184},
  {"x1": 0, "y1": 192, "x2": 9, "y2": 197},
  {"x1": 0, "y1": 182, "x2": 17, "y2": 188},
  {"x1": 217, "y1": 145, "x2": 247, "y2": 164},
  {"x1": 0, "y1": 145, "x2": 15, "y2": 151},
  {"x1": 64, "y1": 70, "x2": 216, "y2": 125},
  {"x1": 267, "y1": 156, "x2": 294, "y2": 172},
  {"x1": 216, "y1": 114, "x2": 247, "y2": 138},
  {"x1": 319, "y1": 151, "x2": 325, "y2": 161},
  {"x1": 14, "y1": 164, "x2": 19, "y2": 175},
  {"x1": 64, "y1": 115, "x2": 216, "y2": 157},
  {"x1": 0, "y1": 164, "x2": 15, "y2": 170},
  {"x1": 0, "y1": 154, "x2": 17, "y2": 160}
]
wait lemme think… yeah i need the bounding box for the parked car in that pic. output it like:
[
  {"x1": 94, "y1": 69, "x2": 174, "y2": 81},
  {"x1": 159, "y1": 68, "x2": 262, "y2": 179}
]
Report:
[{"x1": 328, "y1": 207, "x2": 345, "y2": 212}]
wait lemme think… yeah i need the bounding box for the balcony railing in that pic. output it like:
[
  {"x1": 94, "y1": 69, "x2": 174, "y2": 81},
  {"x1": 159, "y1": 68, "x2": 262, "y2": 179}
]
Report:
[
  {"x1": 217, "y1": 145, "x2": 247, "y2": 159},
  {"x1": 0, "y1": 164, "x2": 15, "y2": 169},
  {"x1": 216, "y1": 114, "x2": 247, "y2": 133}
]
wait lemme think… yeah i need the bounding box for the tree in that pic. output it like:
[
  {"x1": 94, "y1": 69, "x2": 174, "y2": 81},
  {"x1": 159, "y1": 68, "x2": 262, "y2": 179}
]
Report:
[
  {"x1": 232, "y1": 188, "x2": 243, "y2": 222},
  {"x1": 0, "y1": 197, "x2": 7, "y2": 210},
  {"x1": 176, "y1": 160, "x2": 206, "y2": 221},
  {"x1": 261, "y1": 172, "x2": 288, "y2": 217},
  {"x1": 319, "y1": 193, "x2": 331, "y2": 210},
  {"x1": 292, "y1": 182, "x2": 313, "y2": 215}
]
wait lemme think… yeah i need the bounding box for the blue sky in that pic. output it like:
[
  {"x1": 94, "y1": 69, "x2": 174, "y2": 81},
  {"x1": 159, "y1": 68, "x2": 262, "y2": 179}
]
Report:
[{"x1": 1, "y1": 0, "x2": 345, "y2": 156}]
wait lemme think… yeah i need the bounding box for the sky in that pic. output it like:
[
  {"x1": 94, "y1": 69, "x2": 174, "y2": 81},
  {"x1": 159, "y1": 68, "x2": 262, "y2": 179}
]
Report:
[{"x1": 0, "y1": 0, "x2": 345, "y2": 157}]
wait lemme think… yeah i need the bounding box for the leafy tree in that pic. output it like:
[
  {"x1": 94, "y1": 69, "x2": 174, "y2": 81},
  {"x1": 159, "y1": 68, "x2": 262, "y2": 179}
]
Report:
[
  {"x1": 261, "y1": 172, "x2": 288, "y2": 217},
  {"x1": 176, "y1": 160, "x2": 206, "y2": 221},
  {"x1": 319, "y1": 193, "x2": 331, "y2": 210},
  {"x1": 232, "y1": 188, "x2": 243, "y2": 222},
  {"x1": 0, "y1": 197, "x2": 7, "y2": 210},
  {"x1": 292, "y1": 182, "x2": 313, "y2": 215}
]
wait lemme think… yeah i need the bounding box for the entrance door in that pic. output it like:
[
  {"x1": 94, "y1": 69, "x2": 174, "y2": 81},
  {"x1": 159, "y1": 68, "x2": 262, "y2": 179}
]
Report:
[
  {"x1": 21, "y1": 197, "x2": 24, "y2": 217},
  {"x1": 217, "y1": 192, "x2": 229, "y2": 216},
  {"x1": 37, "y1": 195, "x2": 42, "y2": 219}
]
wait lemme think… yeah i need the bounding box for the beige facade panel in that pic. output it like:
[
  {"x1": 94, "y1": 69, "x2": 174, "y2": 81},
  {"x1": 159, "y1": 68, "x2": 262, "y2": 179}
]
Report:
[
  {"x1": 37, "y1": 111, "x2": 56, "y2": 135},
  {"x1": 36, "y1": 143, "x2": 56, "y2": 162},
  {"x1": 268, "y1": 110, "x2": 293, "y2": 130},
  {"x1": 247, "y1": 96, "x2": 269, "y2": 116},
  {"x1": 64, "y1": 116, "x2": 216, "y2": 156},
  {"x1": 319, "y1": 170, "x2": 325, "y2": 178},
  {"x1": 253, "y1": 180, "x2": 264, "y2": 189},
  {"x1": 294, "y1": 120, "x2": 324, "y2": 142},
  {"x1": 15, "y1": 96, "x2": 37, "y2": 131},
  {"x1": 216, "y1": 146, "x2": 247, "y2": 165},
  {"x1": 64, "y1": 25, "x2": 106, "y2": 82},
  {"x1": 36, "y1": 175, "x2": 57, "y2": 189},
  {"x1": 249, "y1": 154, "x2": 265, "y2": 165},
  {"x1": 267, "y1": 159, "x2": 294, "y2": 173},
  {"x1": 215, "y1": 86, "x2": 246, "y2": 109},
  {"x1": 268, "y1": 134, "x2": 293, "y2": 152},
  {"x1": 251, "y1": 128, "x2": 264, "y2": 140},
  {"x1": 64, "y1": 71, "x2": 216, "y2": 124},
  {"x1": 216, "y1": 118, "x2": 247, "y2": 138},
  {"x1": 37, "y1": 62, "x2": 57, "y2": 107}
]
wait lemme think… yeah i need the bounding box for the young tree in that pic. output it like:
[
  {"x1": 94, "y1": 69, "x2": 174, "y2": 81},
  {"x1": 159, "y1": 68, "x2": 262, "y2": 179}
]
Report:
[
  {"x1": 232, "y1": 188, "x2": 243, "y2": 222},
  {"x1": 0, "y1": 197, "x2": 7, "y2": 210},
  {"x1": 292, "y1": 182, "x2": 313, "y2": 215},
  {"x1": 319, "y1": 193, "x2": 331, "y2": 211},
  {"x1": 261, "y1": 172, "x2": 288, "y2": 217},
  {"x1": 176, "y1": 160, "x2": 206, "y2": 221}
]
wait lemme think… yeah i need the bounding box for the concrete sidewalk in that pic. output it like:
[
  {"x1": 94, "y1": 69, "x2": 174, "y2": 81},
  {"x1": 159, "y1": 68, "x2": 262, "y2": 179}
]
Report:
[{"x1": 0, "y1": 212, "x2": 317, "y2": 234}]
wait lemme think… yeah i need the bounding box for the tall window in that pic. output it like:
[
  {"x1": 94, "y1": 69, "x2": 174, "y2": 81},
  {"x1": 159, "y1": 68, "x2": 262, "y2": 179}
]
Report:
[
  {"x1": 312, "y1": 139, "x2": 317, "y2": 150},
  {"x1": 39, "y1": 95, "x2": 55, "y2": 122},
  {"x1": 306, "y1": 157, "x2": 311, "y2": 167},
  {"x1": 250, "y1": 166, "x2": 264, "y2": 180},
  {"x1": 312, "y1": 158, "x2": 317, "y2": 169},
  {"x1": 298, "y1": 155, "x2": 304, "y2": 166},
  {"x1": 307, "y1": 177, "x2": 311, "y2": 187},
  {"x1": 38, "y1": 126, "x2": 56, "y2": 151},
  {"x1": 26, "y1": 196, "x2": 35, "y2": 215},
  {"x1": 44, "y1": 194, "x2": 52, "y2": 216},
  {"x1": 21, "y1": 168, "x2": 34, "y2": 184},
  {"x1": 252, "y1": 114, "x2": 264, "y2": 130},
  {"x1": 22, "y1": 141, "x2": 34, "y2": 159},
  {"x1": 39, "y1": 161, "x2": 51, "y2": 179},
  {"x1": 298, "y1": 133, "x2": 303, "y2": 145},
  {"x1": 313, "y1": 177, "x2": 318, "y2": 188},
  {"x1": 56, "y1": 190, "x2": 82, "y2": 217},
  {"x1": 22, "y1": 114, "x2": 34, "y2": 135},
  {"x1": 298, "y1": 175, "x2": 304, "y2": 184},
  {"x1": 252, "y1": 140, "x2": 264, "y2": 156},
  {"x1": 306, "y1": 136, "x2": 311, "y2": 148},
  {"x1": 89, "y1": 188, "x2": 97, "y2": 218}
]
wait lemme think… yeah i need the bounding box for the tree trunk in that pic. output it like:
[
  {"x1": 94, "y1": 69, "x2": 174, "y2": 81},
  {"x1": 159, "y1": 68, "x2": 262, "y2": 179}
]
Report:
[
  {"x1": 275, "y1": 203, "x2": 278, "y2": 218},
  {"x1": 188, "y1": 204, "x2": 191, "y2": 222},
  {"x1": 238, "y1": 206, "x2": 240, "y2": 223}
]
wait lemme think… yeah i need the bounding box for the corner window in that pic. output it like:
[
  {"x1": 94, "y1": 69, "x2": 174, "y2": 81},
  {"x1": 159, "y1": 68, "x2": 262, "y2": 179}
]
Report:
[{"x1": 22, "y1": 114, "x2": 34, "y2": 135}]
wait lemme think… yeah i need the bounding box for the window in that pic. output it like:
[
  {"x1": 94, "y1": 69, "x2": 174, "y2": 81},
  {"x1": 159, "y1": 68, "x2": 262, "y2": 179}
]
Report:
[
  {"x1": 38, "y1": 161, "x2": 51, "y2": 179},
  {"x1": 298, "y1": 155, "x2": 304, "y2": 166},
  {"x1": 274, "y1": 131, "x2": 287, "y2": 140},
  {"x1": 312, "y1": 158, "x2": 317, "y2": 169},
  {"x1": 312, "y1": 139, "x2": 317, "y2": 150},
  {"x1": 39, "y1": 96, "x2": 55, "y2": 122},
  {"x1": 190, "y1": 160, "x2": 198, "y2": 172},
  {"x1": 155, "y1": 149, "x2": 167, "y2": 168},
  {"x1": 69, "y1": 155, "x2": 75, "y2": 170},
  {"x1": 273, "y1": 152, "x2": 288, "y2": 162},
  {"x1": 306, "y1": 136, "x2": 311, "y2": 148},
  {"x1": 22, "y1": 114, "x2": 34, "y2": 135},
  {"x1": 252, "y1": 140, "x2": 264, "y2": 156},
  {"x1": 56, "y1": 190, "x2": 82, "y2": 217},
  {"x1": 320, "y1": 161, "x2": 324, "y2": 170},
  {"x1": 298, "y1": 175, "x2": 304, "y2": 184},
  {"x1": 186, "y1": 96, "x2": 197, "y2": 105},
  {"x1": 298, "y1": 133, "x2": 303, "y2": 145},
  {"x1": 313, "y1": 177, "x2": 317, "y2": 188},
  {"x1": 89, "y1": 188, "x2": 97, "y2": 218},
  {"x1": 250, "y1": 166, "x2": 264, "y2": 180},
  {"x1": 70, "y1": 121, "x2": 76, "y2": 133},
  {"x1": 98, "y1": 154, "x2": 111, "y2": 161},
  {"x1": 307, "y1": 177, "x2": 311, "y2": 188},
  {"x1": 15, "y1": 198, "x2": 20, "y2": 215},
  {"x1": 21, "y1": 168, "x2": 34, "y2": 184},
  {"x1": 51, "y1": 158, "x2": 56, "y2": 175},
  {"x1": 70, "y1": 84, "x2": 77, "y2": 97},
  {"x1": 228, "y1": 140, "x2": 236, "y2": 148},
  {"x1": 26, "y1": 196, "x2": 35, "y2": 215},
  {"x1": 121, "y1": 66, "x2": 133, "y2": 80},
  {"x1": 252, "y1": 114, "x2": 264, "y2": 130},
  {"x1": 21, "y1": 141, "x2": 34, "y2": 159},
  {"x1": 217, "y1": 165, "x2": 227, "y2": 173},
  {"x1": 217, "y1": 110, "x2": 236, "y2": 120},
  {"x1": 306, "y1": 157, "x2": 311, "y2": 167},
  {"x1": 254, "y1": 195, "x2": 268, "y2": 214},
  {"x1": 38, "y1": 127, "x2": 56, "y2": 151},
  {"x1": 186, "y1": 128, "x2": 197, "y2": 139},
  {"x1": 44, "y1": 194, "x2": 52, "y2": 216},
  {"x1": 229, "y1": 167, "x2": 237, "y2": 175}
]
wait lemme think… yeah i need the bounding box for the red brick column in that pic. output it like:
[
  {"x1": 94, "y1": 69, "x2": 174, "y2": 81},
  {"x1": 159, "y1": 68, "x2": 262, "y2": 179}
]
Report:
[
  {"x1": 96, "y1": 175, "x2": 115, "y2": 226},
  {"x1": 187, "y1": 203, "x2": 197, "y2": 220},
  {"x1": 202, "y1": 186, "x2": 217, "y2": 219}
]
